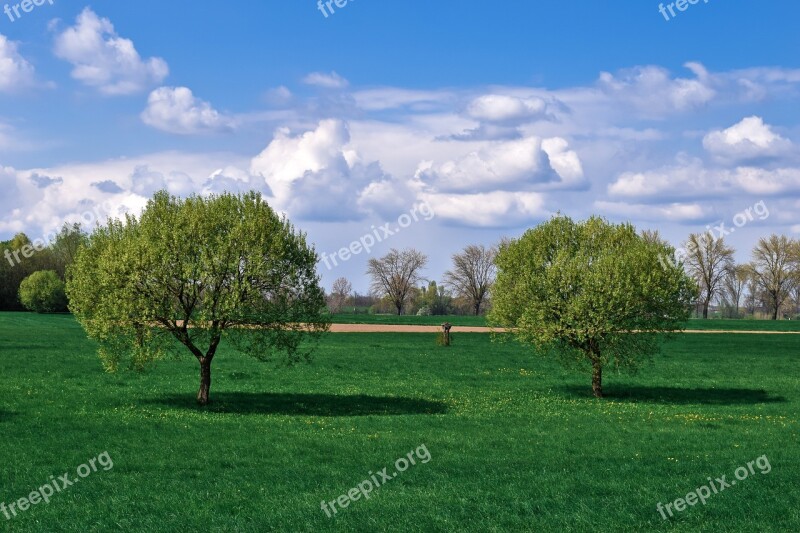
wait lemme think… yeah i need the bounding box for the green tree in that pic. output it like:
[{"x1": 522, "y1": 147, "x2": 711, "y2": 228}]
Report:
[
  {"x1": 489, "y1": 216, "x2": 696, "y2": 398},
  {"x1": 67, "y1": 191, "x2": 329, "y2": 405},
  {"x1": 18, "y1": 270, "x2": 68, "y2": 313},
  {"x1": 51, "y1": 223, "x2": 88, "y2": 277}
]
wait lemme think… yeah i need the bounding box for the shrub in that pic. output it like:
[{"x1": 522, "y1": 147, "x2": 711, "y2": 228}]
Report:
[{"x1": 19, "y1": 270, "x2": 68, "y2": 313}]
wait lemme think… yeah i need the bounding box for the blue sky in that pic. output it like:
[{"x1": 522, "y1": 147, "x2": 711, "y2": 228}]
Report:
[{"x1": 1, "y1": 0, "x2": 799, "y2": 291}]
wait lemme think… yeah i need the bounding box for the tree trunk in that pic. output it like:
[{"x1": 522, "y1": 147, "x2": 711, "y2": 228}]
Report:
[
  {"x1": 772, "y1": 306, "x2": 779, "y2": 320},
  {"x1": 592, "y1": 361, "x2": 603, "y2": 398},
  {"x1": 197, "y1": 357, "x2": 212, "y2": 406},
  {"x1": 474, "y1": 301, "x2": 481, "y2": 316},
  {"x1": 702, "y1": 300, "x2": 709, "y2": 319}
]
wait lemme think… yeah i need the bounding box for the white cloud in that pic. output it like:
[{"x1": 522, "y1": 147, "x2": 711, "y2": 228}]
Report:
[
  {"x1": 609, "y1": 159, "x2": 800, "y2": 200},
  {"x1": 467, "y1": 94, "x2": 548, "y2": 123},
  {"x1": 732, "y1": 167, "x2": 800, "y2": 195},
  {"x1": 703, "y1": 116, "x2": 792, "y2": 162},
  {"x1": 0, "y1": 34, "x2": 35, "y2": 91},
  {"x1": 415, "y1": 136, "x2": 584, "y2": 193},
  {"x1": 250, "y1": 119, "x2": 398, "y2": 221},
  {"x1": 595, "y1": 201, "x2": 709, "y2": 223},
  {"x1": 597, "y1": 62, "x2": 716, "y2": 117},
  {"x1": 421, "y1": 191, "x2": 547, "y2": 227},
  {"x1": 303, "y1": 71, "x2": 349, "y2": 89},
  {"x1": 141, "y1": 87, "x2": 233, "y2": 135},
  {"x1": 53, "y1": 7, "x2": 168, "y2": 95},
  {"x1": 352, "y1": 88, "x2": 455, "y2": 111}
]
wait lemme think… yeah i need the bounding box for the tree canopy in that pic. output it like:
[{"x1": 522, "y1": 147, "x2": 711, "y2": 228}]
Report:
[
  {"x1": 489, "y1": 215, "x2": 697, "y2": 398},
  {"x1": 67, "y1": 191, "x2": 329, "y2": 405}
]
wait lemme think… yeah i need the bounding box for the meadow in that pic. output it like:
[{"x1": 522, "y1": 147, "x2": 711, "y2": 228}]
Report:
[
  {"x1": 328, "y1": 313, "x2": 800, "y2": 332},
  {"x1": 1, "y1": 312, "x2": 799, "y2": 531}
]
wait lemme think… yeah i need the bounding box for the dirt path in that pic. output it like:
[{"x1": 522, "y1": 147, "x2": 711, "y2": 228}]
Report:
[{"x1": 329, "y1": 324, "x2": 800, "y2": 334}]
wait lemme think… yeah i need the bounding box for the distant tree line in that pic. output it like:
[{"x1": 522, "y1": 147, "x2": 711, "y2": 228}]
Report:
[
  {"x1": 331, "y1": 231, "x2": 800, "y2": 320},
  {"x1": 0, "y1": 224, "x2": 86, "y2": 312},
  {"x1": 666, "y1": 232, "x2": 800, "y2": 320}
]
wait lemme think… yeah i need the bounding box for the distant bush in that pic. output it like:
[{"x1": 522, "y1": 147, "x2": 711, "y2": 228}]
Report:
[
  {"x1": 416, "y1": 306, "x2": 432, "y2": 316},
  {"x1": 18, "y1": 270, "x2": 68, "y2": 313}
]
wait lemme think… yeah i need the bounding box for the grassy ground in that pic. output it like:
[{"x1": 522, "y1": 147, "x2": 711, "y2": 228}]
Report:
[
  {"x1": 1, "y1": 312, "x2": 799, "y2": 531},
  {"x1": 329, "y1": 313, "x2": 800, "y2": 332}
]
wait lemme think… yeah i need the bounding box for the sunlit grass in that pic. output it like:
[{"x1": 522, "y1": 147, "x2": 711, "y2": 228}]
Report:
[{"x1": 1, "y1": 312, "x2": 798, "y2": 531}]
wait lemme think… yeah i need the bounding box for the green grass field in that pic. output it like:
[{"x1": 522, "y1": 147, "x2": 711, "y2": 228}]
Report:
[
  {"x1": 1, "y1": 312, "x2": 799, "y2": 531},
  {"x1": 329, "y1": 313, "x2": 800, "y2": 332}
]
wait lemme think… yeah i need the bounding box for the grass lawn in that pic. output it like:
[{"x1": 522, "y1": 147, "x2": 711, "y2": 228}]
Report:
[
  {"x1": 1, "y1": 312, "x2": 799, "y2": 531},
  {"x1": 329, "y1": 313, "x2": 800, "y2": 332}
]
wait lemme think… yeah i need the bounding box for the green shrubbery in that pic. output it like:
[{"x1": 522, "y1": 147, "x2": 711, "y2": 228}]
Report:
[{"x1": 18, "y1": 270, "x2": 68, "y2": 313}]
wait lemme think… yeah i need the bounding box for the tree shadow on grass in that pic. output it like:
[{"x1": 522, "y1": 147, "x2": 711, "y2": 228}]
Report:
[
  {"x1": 562, "y1": 385, "x2": 786, "y2": 405},
  {"x1": 142, "y1": 392, "x2": 449, "y2": 416},
  {"x1": 0, "y1": 409, "x2": 16, "y2": 422}
]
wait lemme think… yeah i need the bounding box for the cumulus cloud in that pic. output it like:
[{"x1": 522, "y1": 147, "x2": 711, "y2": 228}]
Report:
[
  {"x1": 53, "y1": 8, "x2": 168, "y2": 95},
  {"x1": 201, "y1": 166, "x2": 270, "y2": 197},
  {"x1": 467, "y1": 94, "x2": 549, "y2": 123},
  {"x1": 250, "y1": 119, "x2": 398, "y2": 221},
  {"x1": 609, "y1": 159, "x2": 800, "y2": 200},
  {"x1": 421, "y1": 191, "x2": 547, "y2": 227},
  {"x1": 129, "y1": 165, "x2": 196, "y2": 198},
  {"x1": 596, "y1": 62, "x2": 715, "y2": 117},
  {"x1": 608, "y1": 158, "x2": 727, "y2": 200},
  {"x1": 303, "y1": 71, "x2": 349, "y2": 89},
  {"x1": 703, "y1": 116, "x2": 792, "y2": 163},
  {"x1": 415, "y1": 136, "x2": 584, "y2": 193},
  {"x1": 0, "y1": 34, "x2": 36, "y2": 91},
  {"x1": 141, "y1": 87, "x2": 233, "y2": 134}
]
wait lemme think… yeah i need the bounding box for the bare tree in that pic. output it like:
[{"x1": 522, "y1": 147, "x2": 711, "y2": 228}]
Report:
[
  {"x1": 748, "y1": 235, "x2": 797, "y2": 320},
  {"x1": 328, "y1": 277, "x2": 352, "y2": 314},
  {"x1": 443, "y1": 244, "x2": 497, "y2": 315},
  {"x1": 683, "y1": 233, "x2": 735, "y2": 318},
  {"x1": 367, "y1": 248, "x2": 428, "y2": 315},
  {"x1": 721, "y1": 264, "x2": 749, "y2": 318}
]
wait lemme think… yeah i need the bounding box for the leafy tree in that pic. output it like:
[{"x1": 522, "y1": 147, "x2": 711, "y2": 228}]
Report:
[
  {"x1": 367, "y1": 248, "x2": 427, "y2": 315},
  {"x1": 489, "y1": 216, "x2": 696, "y2": 398},
  {"x1": 443, "y1": 244, "x2": 496, "y2": 315},
  {"x1": 2, "y1": 233, "x2": 61, "y2": 311},
  {"x1": 18, "y1": 270, "x2": 68, "y2": 313},
  {"x1": 67, "y1": 191, "x2": 329, "y2": 405},
  {"x1": 748, "y1": 234, "x2": 798, "y2": 320},
  {"x1": 416, "y1": 280, "x2": 453, "y2": 315},
  {"x1": 51, "y1": 223, "x2": 88, "y2": 277},
  {"x1": 328, "y1": 277, "x2": 352, "y2": 314},
  {"x1": 682, "y1": 233, "x2": 735, "y2": 319}
]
